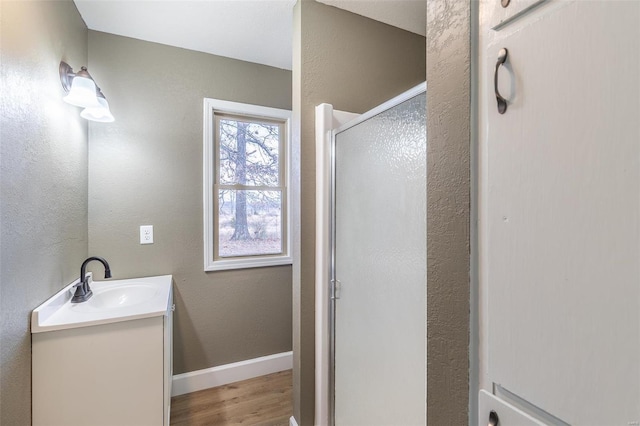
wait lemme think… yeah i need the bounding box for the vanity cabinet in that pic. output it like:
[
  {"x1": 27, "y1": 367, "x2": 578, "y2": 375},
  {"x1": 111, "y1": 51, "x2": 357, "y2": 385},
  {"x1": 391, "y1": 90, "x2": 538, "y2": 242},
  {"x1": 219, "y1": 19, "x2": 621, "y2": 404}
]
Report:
[
  {"x1": 479, "y1": 0, "x2": 640, "y2": 424},
  {"x1": 32, "y1": 276, "x2": 173, "y2": 426}
]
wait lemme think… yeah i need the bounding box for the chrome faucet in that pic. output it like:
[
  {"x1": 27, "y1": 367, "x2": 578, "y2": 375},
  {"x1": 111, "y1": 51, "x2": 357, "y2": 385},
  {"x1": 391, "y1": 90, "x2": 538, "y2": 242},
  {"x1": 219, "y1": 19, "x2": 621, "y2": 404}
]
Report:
[{"x1": 71, "y1": 256, "x2": 112, "y2": 303}]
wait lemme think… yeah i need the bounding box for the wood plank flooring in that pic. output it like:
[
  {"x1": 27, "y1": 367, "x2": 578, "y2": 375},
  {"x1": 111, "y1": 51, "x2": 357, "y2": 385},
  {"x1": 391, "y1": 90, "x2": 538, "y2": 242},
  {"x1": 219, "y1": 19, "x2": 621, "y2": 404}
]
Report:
[{"x1": 170, "y1": 370, "x2": 292, "y2": 426}]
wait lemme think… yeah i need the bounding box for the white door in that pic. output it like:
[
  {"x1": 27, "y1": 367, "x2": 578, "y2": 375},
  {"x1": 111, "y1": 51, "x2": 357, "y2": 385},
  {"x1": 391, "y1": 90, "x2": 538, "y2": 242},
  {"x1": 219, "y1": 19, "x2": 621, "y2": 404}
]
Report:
[
  {"x1": 332, "y1": 88, "x2": 426, "y2": 425},
  {"x1": 480, "y1": 1, "x2": 640, "y2": 424}
]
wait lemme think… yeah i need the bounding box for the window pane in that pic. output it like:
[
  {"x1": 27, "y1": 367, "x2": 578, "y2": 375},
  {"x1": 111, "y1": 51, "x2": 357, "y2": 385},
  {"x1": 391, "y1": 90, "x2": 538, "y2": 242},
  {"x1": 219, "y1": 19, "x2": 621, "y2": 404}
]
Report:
[
  {"x1": 218, "y1": 189, "x2": 282, "y2": 257},
  {"x1": 218, "y1": 118, "x2": 280, "y2": 186}
]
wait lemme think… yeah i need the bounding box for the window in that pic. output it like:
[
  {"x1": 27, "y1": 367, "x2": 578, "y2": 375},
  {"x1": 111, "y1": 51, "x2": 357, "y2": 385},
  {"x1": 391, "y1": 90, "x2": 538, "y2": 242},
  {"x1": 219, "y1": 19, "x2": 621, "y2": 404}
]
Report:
[{"x1": 203, "y1": 99, "x2": 292, "y2": 271}]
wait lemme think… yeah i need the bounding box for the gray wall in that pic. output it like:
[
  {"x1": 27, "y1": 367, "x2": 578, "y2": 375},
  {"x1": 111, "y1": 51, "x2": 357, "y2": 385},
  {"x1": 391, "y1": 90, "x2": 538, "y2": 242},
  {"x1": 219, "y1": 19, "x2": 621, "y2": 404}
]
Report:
[
  {"x1": 0, "y1": 3, "x2": 471, "y2": 424},
  {"x1": 0, "y1": 1, "x2": 89, "y2": 423},
  {"x1": 426, "y1": 0, "x2": 471, "y2": 423},
  {"x1": 292, "y1": 1, "x2": 426, "y2": 423},
  {"x1": 87, "y1": 31, "x2": 293, "y2": 374}
]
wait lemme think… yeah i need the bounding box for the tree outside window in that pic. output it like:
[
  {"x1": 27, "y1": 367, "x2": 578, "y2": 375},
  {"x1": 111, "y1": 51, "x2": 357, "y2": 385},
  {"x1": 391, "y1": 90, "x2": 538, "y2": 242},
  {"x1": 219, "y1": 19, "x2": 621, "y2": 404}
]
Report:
[
  {"x1": 204, "y1": 99, "x2": 291, "y2": 271},
  {"x1": 216, "y1": 115, "x2": 284, "y2": 257}
]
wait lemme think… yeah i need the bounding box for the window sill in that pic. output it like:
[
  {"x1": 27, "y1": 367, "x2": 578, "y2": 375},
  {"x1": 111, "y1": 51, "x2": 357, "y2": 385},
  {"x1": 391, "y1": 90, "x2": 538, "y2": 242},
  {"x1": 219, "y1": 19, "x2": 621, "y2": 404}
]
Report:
[{"x1": 204, "y1": 256, "x2": 292, "y2": 272}]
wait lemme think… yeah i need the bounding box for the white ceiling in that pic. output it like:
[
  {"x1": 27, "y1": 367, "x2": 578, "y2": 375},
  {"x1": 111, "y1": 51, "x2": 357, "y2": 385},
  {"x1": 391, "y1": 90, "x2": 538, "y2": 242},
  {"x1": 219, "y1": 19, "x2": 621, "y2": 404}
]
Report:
[{"x1": 74, "y1": 0, "x2": 425, "y2": 71}]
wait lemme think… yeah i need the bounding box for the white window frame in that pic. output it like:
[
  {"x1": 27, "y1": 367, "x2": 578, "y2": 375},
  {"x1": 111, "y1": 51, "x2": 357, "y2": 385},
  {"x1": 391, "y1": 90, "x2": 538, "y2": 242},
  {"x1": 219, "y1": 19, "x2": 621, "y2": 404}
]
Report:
[{"x1": 203, "y1": 98, "x2": 292, "y2": 271}]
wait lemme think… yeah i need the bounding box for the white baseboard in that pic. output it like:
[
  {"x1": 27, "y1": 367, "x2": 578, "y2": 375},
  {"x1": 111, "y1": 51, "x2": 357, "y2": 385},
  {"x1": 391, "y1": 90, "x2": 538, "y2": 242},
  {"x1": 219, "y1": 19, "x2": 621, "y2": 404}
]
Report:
[
  {"x1": 289, "y1": 416, "x2": 299, "y2": 426},
  {"x1": 171, "y1": 351, "x2": 293, "y2": 397}
]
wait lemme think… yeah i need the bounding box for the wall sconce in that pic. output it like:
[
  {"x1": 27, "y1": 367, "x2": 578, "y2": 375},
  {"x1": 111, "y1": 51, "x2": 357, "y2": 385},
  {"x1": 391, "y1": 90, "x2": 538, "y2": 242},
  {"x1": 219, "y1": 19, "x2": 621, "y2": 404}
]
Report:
[{"x1": 59, "y1": 61, "x2": 114, "y2": 123}]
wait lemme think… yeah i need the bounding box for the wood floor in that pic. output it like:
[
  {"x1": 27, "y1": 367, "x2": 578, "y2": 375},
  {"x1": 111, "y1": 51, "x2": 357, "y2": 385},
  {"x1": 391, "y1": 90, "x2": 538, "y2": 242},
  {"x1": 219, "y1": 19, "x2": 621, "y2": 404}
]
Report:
[{"x1": 170, "y1": 370, "x2": 292, "y2": 426}]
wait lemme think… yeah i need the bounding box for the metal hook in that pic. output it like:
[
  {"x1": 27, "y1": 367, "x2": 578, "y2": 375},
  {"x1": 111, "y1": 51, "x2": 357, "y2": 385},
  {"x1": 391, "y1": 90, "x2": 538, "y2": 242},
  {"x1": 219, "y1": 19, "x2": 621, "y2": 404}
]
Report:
[{"x1": 494, "y1": 48, "x2": 509, "y2": 114}]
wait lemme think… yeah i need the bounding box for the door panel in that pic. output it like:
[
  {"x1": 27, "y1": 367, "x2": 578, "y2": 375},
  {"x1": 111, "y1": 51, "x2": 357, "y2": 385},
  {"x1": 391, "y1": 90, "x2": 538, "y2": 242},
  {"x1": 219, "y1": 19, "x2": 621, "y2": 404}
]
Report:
[
  {"x1": 488, "y1": 0, "x2": 547, "y2": 29},
  {"x1": 333, "y1": 93, "x2": 426, "y2": 425},
  {"x1": 485, "y1": 2, "x2": 640, "y2": 424},
  {"x1": 478, "y1": 391, "x2": 545, "y2": 426}
]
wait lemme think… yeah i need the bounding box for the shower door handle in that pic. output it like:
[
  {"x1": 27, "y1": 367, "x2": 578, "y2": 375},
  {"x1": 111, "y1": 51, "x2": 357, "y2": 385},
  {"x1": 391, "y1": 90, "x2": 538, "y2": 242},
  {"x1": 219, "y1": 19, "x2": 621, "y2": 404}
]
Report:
[
  {"x1": 331, "y1": 279, "x2": 341, "y2": 300},
  {"x1": 495, "y1": 48, "x2": 509, "y2": 114}
]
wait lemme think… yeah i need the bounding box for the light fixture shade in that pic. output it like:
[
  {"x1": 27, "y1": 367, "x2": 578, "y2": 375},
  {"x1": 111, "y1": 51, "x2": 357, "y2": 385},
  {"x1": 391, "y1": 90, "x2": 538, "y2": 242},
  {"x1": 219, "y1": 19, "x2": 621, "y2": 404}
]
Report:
[
  {"x1": 63, "y1": 76, "x2": 101, "y2": 108},
  {"x1": 80, "y1": 96, "x2": 115, "y2": 123}
]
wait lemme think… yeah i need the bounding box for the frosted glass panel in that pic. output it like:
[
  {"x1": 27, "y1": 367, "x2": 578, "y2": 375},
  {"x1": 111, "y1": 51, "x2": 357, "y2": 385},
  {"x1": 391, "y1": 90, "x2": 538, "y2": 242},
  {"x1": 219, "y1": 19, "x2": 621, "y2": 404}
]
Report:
[{"x1": 334, "y1": 93, "x2": 426, "y2": 425}]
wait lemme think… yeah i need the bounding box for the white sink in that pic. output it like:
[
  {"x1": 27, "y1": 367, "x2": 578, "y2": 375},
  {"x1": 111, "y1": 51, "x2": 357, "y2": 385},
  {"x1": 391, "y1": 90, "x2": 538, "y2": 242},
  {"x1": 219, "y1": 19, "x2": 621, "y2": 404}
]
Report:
[
  {"x1": 32, "y1": 275, "x2": 172, "y2": 333},
  {"x1": 72, "y1": 283, "x2": 159, "y2": 312}
]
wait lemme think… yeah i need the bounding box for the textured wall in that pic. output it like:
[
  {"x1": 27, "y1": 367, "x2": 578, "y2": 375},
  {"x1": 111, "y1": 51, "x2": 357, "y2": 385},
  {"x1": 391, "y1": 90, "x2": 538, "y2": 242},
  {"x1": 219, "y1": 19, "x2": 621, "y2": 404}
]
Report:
[
  {"x1": 426, "y1": 0, "x2": 471, "y2": 423},
  {"x1": 293, "y1": 1, "x2": 426, "y2": 423},
  {"x1": 87, "y1": 32, "x2": 293, "y2": 374},
  {"x1": 0, "y1": 1, "x2": 89, "y2": 423}
]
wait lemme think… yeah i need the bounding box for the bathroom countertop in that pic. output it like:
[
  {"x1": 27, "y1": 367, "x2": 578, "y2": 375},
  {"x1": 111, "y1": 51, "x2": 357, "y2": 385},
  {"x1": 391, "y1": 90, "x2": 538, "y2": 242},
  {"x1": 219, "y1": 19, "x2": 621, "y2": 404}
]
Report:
[{"x1": 31, "y1": 274, "x2": 173, "y2": 333}]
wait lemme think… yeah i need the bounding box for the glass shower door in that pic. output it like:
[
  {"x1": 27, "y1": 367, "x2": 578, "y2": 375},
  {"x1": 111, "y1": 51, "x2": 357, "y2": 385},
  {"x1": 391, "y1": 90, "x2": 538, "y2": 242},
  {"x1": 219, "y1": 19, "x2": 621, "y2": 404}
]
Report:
[{"x1": 332, "y1": 89, "x2": 426, "y2": 425}]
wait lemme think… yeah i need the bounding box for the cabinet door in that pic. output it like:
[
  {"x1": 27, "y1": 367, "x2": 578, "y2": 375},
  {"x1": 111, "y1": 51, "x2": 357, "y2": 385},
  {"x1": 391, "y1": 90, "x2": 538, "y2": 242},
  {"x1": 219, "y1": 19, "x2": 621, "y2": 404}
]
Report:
[
  {"x1": 487, "y1": 0, "x2": 547, "y2": 29},
  {"x1": 484, "y1": 1, "x2": 640, "y2": 424},
  {"x1": 163, "y1": 293, "x2": 174, "y2": 426},
  {"x1": 478, "y1": 391, "x2": 544, "y2": 426}
]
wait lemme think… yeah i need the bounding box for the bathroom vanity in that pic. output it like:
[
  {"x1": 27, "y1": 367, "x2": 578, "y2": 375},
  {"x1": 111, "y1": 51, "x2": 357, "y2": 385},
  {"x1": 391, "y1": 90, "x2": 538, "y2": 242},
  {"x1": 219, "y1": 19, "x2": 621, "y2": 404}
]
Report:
[{"x1": 31, "y1": 275, "x2": 173, "y2": 426}]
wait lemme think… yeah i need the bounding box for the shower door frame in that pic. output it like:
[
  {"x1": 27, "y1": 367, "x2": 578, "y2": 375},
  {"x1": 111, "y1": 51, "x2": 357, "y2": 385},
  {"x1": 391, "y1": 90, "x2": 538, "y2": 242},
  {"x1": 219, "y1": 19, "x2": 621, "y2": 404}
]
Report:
[{"x1": 315, "y1": 82, "x2": 427, "y2": 425}]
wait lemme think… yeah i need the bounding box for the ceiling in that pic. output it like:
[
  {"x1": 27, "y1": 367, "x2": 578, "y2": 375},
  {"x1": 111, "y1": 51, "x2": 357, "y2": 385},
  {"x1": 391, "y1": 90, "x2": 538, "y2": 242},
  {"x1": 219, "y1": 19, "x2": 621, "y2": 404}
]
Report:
[{"x1": 74, "y1": 0, "x2": 426, "y2": 71}]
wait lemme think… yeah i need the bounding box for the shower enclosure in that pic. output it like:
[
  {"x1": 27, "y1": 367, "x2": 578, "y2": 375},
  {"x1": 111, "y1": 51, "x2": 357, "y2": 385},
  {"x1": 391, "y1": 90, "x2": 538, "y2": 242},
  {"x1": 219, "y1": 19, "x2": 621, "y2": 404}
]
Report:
[{"x1": 315, "y1": 83, "x2": 427, "y2": 425}]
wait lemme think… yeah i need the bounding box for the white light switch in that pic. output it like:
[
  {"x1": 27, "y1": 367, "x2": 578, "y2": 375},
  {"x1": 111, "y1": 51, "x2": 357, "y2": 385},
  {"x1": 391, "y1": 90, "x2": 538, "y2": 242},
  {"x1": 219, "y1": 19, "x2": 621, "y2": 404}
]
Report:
[{"x1": 140, "y1": 225, "x2": 153, "y2": 244}]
